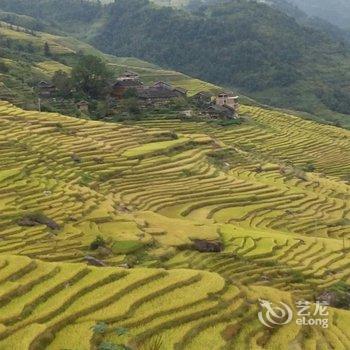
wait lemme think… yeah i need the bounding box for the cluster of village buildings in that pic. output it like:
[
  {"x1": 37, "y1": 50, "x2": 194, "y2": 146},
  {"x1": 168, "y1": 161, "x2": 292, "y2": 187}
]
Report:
[
  {"x1": 37, "y1": 70, "x2": 239, "y2": 119},
  {"x1": 111, "y1": 71, "x2": 187, "y2": 101}
]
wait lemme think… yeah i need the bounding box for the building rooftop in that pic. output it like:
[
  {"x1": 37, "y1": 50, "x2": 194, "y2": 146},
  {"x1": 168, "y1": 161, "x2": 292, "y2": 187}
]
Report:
[
  {"x1": 138, "y1": 87, "x2": 179, "y2": 100},
  {"x1": 173, "y1": 87, "x2": 188, "y2": 94},
  {"x1": 37, "y1": 81, "x2": 55, "y2": 89},
  {"x1": 113, "y1": 80, "x2": 143, "y2": 88}
]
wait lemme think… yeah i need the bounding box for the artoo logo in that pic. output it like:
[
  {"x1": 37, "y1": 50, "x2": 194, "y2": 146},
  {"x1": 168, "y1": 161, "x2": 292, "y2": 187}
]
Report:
[{"x1": 258, "y1": 299, "x2": 293, "y2": 328}]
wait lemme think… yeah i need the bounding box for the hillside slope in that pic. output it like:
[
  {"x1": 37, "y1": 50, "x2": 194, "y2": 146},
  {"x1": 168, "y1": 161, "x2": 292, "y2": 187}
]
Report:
[
  {"x1": 0, "y1": 96, "x2": 349, "y2": 348},
  {"x1": 0, "y1": 0, "x2": 350, "y2": 126},
  {"x1": 0, "y1": 19, "x2": 219, "y2": 115}
]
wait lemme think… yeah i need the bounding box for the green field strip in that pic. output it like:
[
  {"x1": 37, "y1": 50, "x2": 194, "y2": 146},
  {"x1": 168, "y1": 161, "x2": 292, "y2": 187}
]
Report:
[
  {"x1": 26, "y1": 271, "x2": 167, "y2": 349},
  {"x1": 0, "y1": 266, "x2": 90, "y2": 330},
  {"x1": 119, "y1": 273, "x2": 231, "y2": 330},
  {"x1": 0, "y1": 256, "x2": 35, "y2": 284},
  {"x1": 173, "y1": 297, "x2": 247, "y2": 350},
  {"x1": 123, "y1": 289, "x2": 243, "y2": 348}
]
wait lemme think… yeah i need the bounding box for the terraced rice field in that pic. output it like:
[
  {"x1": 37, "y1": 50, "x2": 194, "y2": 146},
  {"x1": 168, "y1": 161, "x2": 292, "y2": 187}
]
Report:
[{"x1": 0, "y1": 100, "x2": 350, "y2": 349}]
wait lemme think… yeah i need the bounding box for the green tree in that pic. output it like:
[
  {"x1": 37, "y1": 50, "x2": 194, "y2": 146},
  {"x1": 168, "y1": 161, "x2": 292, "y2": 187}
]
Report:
[
  {"x1": 71, "y1": 55, "x2": 110, "y2": 99},
  {"x1": 0, "y1": 61, "x2": 9, "y2": 73},
  {"x1": 91, "y1": 322, "x2": 108, "y2": 334},
  {"x1": 44, "y1": 42, "x2": 51, "y2": 56},
  {"x1": 52, "y1": 70, "x2": 72, "y2": 97},
  {"x1": 123, "y1": 87, "x2": 138, "y2": 99},
  {"x1": 124, "y1": 97, "x2": 140, "y2": 115}
]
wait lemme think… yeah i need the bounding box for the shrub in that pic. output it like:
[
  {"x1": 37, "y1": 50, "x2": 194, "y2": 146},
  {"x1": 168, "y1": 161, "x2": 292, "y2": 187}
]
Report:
[
  {"x1": 91, "y1": 322, "x2": 108, "y2": 334},
  {"x1": 114, "y1": 327, "x2": 128, "y2": 336},
  {"x1": 125, "y1": 98, "x2": 141, "y2": 115},
  {"x1": 302, "y1": 161, "x2": 316, "y2": 172},
  {"x1": 0, "y1": 61, "x2": 9, "y2": 73},
  {"x1": 90, "y1": 235, "x2": 106, "y2": 250},
  {"x1": 328, "y1": 281, "x2": 350, "y2": 308},
  {"x1": 290, "y1": 270, "x2": 306, "y2": 283},
  {"x1": 112, "y1": 240, "x2": 143, "y2": 254},
  {"x1": 98, "y1": 342, "x2": 130, "y2": 350},
  {"x1": 181, "y1": 169, "x2": 194, "y2": 177},
  {"x1": 123, "y1": 88, "x2": 138, "y2": 99},
  {"x1": 80, "y1": 172, "x2": 95, "y2": 185}
]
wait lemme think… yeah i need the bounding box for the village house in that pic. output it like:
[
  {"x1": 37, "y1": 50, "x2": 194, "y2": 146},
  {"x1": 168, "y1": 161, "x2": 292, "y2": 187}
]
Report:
[
  {"x1": 111, "y1": 70, "x2": 143, "y2": 99},
  {"x1": 192, "y1": 91, "x2": 239, "y2": 119},
  {"x1": 111, "y1": 79, "x2": 143, "y2": 100},
  {"x1": 152, "y1": 81, "x2": 187, "y2": 98},
  {"x1": 120, "y1": 70, "x2": 139, "y2": 80},
  {"x1": 137, "y1": 87, "x2": 180, "y2": 102},
  {"x1": 153, "y1": 81, "x2": 172, "y2": 90},
  {"x1": 37, "y1": 81, "x2": 56, "y2": 98},
  {"x1": 137, "y1": 82, "x2": 188, "y2": 104},
  {"x1": 215, "y1": 93, "x2": 239, "y2": 114},
  {"x1": 172, "y1": 86, "x2": 188, "y2": 97},
  {"x1": 76, "y1": 100, "x2": 89, "y2": 113},
  {"x1": 111, "y1": 72, "x2": 188, "y2": 103},
  {"x1": 206, "y1": 104, "x2": 235, "y2": 119},
  {"x1": 192, "y1": 91, "x2": 213, "y2": 107}
]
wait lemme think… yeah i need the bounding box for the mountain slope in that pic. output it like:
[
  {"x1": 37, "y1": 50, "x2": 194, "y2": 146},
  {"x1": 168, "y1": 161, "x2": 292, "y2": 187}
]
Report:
[
  {"x1": 0, "y1": 93, "x2": 349, "y2": 348},
  {"x1": 0, "y1": 17, "x2": 220, "y2": 115},
  {"x1": 288, "y1": 0, "x2": 350, "y2": 31},
  {"x1": 266, "y1": 0, "x2": 350, "y2": 42},
  {"x1": 1, "y1": 0, "x2": 350, "y2": 127},
  {"x1": 83, "y1": 0, "x2": 350, "y2": 123}
]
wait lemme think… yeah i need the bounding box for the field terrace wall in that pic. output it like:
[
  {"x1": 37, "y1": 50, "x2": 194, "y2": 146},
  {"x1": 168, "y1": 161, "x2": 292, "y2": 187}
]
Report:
[{"x1": 0, "y1": 100, "x2": 350, "y2": 349}]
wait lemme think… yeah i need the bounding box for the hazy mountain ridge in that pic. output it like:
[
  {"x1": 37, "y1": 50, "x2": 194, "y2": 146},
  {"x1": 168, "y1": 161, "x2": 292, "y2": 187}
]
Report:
[
  {"x1": 287, "y1": 0, "x2": 350, "y2": 30},
  {"x1": 264, "y1": 0, "x2": 350, "y2": 42}
]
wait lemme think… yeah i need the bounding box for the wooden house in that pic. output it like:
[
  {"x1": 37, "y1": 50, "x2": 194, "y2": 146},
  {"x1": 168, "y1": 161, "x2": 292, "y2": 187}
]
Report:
[
  {"x1": 111, "y1": 79, "x2": 143, "y2": 100},
  {"x1": 37, "y1": 81, "x2": 56, "y2": 98},
  {"x1": 153, "y1": 81, "x2": 173, "y2": 90},
  {"x1": 76, "y1": 100, "x2": 89, "y2": 113},
  {"x1": 152, "y1": 82, "x2": 187, "y2": 97},
  {"x1": 119, "y1": 70, "x2": 140, "y2": 81},
  {"x1": 173, "y1": 86, "x2": 188, "y2": 97},
  {"x1": 192, "y1": 91, "x2": 213, "y2": 108},
  {"x1": 138, "y1": 86, "x2": 180, "y2": 103}
]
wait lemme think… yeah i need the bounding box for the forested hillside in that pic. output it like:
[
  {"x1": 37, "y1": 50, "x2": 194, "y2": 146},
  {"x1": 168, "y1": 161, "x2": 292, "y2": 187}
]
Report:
[
  {"x1": 268, "y1": 0, "x2": 350, "y2": 42},
  {"x1": 0, "y1": 0, "x2": 349, "y2": 126},
  {"x1": 0, "y1": 14, "x2": 219, "y2": 118}
]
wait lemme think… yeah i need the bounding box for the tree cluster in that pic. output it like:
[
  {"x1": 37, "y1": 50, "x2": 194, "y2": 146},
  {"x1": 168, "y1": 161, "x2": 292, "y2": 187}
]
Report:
[{"x1": 52, "y1": 54, "x2": 111, "y2": 100}]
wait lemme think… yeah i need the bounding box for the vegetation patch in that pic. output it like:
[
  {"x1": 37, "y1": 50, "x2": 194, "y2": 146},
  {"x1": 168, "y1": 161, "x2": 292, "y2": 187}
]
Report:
[
  {"x1": 112, "y1": 241, "x2": 144, "y2": 255},
  {"x1": 122, "y1": 138, "x2": 189, "y2": 158},
  {"x1": 317, "y1": 282, "x2": 350, "y2": 309}
]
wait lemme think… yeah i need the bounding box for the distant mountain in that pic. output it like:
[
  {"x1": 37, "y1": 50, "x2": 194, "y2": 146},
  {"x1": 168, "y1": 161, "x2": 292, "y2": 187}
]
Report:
[
  {"x1": 1, "y1": 0, "x2": 350, "y2": 125},
  {"x1": 287, "y1": 0, "x2": 350, "y2": 31},
  {"x1": 265, "y1": 0, "x2": 350, "y2": 43}
]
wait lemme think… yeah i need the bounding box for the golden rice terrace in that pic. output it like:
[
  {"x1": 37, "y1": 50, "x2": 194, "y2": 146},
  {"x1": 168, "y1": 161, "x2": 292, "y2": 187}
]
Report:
[{"x1": 0, "y1": 100, "x2": 350, "y2": 349}]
